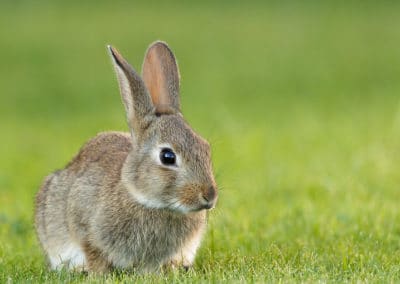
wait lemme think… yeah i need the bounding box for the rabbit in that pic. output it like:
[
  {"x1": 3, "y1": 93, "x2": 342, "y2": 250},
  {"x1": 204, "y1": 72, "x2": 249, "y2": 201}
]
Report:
[{"x1": 35, "y1": 41, "x2": 218, "y2": 273}]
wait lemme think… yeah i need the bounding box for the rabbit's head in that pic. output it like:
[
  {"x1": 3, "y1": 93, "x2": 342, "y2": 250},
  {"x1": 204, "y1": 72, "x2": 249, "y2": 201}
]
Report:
[{"x1": 109, "y1": 42, "x2": 218, "y2": 213}]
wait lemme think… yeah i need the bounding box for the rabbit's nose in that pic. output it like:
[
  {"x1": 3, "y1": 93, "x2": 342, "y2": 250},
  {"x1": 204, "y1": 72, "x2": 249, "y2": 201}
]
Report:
[
  {"x1": 204, "y1": 186, "x2": 217, "y2": 201},
  {"x1": 201, "y1": 186, "x2": 218, "y2": 209}
]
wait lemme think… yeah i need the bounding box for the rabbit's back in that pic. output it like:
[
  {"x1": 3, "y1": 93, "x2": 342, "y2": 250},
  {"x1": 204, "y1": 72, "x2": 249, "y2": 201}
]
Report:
[
  {"x1": 35, "y1": 131, "x2": 131, "y2": 269},
  {"x1": 66, "y1": 131, "x2": 131, "y2": 177}
]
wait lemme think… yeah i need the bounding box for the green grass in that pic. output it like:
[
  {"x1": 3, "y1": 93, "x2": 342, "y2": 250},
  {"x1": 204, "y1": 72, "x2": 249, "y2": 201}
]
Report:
[{"x1": 1, "y1": 1, "x2": 400, "y2": 282}]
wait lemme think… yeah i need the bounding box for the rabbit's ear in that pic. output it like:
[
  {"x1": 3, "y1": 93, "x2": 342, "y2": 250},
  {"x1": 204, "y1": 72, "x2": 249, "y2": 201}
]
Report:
[
  {"x1": 142, "y1": 41, "x2": 180, "y2": 114},
  {"x1": 108, "y1": 45, "x2": 154, "y2": 136}
]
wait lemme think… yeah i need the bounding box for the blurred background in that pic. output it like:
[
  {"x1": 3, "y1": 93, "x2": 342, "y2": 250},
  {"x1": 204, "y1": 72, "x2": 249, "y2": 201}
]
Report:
[{"x1": 1, "y1": 0, "x2": 400, "y2": 281}]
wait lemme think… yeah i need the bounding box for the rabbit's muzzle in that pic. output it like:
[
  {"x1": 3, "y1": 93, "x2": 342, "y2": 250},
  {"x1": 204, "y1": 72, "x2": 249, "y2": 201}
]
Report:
[{"x1": 178, "y1": 183, "x2": 218, "y2": 212}]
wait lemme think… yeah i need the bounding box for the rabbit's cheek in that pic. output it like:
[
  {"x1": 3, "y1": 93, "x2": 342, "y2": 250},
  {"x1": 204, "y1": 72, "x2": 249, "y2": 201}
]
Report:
[{"x1": 157, "y1": 166, "x2": 178, "y2": 188}]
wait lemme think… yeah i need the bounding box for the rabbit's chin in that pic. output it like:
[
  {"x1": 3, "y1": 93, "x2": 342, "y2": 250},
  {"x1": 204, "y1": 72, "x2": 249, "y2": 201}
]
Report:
[{"x1": 166, "y1": 201, "x2": 210, "y2": 214}]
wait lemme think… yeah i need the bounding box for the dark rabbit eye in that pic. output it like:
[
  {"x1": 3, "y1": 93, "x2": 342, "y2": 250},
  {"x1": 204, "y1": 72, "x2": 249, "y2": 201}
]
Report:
[{"x1": 160, "y1": 148, "x2": 176, "y2": 165}]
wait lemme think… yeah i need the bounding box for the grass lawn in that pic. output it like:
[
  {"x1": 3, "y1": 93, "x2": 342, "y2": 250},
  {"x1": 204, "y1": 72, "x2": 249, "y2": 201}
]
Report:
[{"x1": 1, "y1": 1, "x2": 400, "y2": 282}]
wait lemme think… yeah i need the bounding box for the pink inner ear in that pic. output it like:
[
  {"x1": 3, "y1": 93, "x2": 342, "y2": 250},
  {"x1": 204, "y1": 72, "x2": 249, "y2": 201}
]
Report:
[
  {"x1": 143, "y1": 49, "x2": 171, "y2": 112},
  {"x1": 142, "y1": 42, "x2": 180, "y2": 114}
]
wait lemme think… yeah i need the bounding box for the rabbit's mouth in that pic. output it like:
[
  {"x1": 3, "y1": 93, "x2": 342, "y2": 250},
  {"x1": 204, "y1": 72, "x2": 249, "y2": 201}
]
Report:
[
  {"x1": 198, "y1": 202, "x2": 216, "y2": 211},
  {"x1": 165, "y1": 193, "x2": 217, "y2": 213},
  {"x1": 196, "y1": 194, "x2": 217, "y2": 211}
]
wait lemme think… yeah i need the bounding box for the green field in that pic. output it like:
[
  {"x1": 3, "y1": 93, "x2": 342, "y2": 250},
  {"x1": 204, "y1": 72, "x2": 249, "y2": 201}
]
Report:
[{"x1": 1, "y1": 1, "x2": 400, "y2": 282}]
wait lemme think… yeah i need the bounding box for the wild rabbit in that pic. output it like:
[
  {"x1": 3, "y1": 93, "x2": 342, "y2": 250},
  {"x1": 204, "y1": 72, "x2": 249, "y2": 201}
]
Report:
[{"x1": 35, "y1": 41, "x2": 218, "y2": 273}]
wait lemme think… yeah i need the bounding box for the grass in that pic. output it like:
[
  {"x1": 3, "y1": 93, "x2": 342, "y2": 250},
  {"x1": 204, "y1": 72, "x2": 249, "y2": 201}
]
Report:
[{"x1": 1, "y1": 0, "x2": 400, "y2": 282}]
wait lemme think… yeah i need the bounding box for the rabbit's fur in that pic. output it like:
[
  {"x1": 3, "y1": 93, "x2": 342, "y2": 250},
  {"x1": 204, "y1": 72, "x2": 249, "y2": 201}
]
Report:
[{"x1": 35, "y1": 42, "x2": 218, "y2": 273}]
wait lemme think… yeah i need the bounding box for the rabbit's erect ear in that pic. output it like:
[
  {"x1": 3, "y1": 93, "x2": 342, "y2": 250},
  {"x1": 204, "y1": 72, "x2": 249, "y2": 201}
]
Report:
[
  {"x1": 108, "y1": 45, "x2": 154, "y2": 134},
  {"x1": 142, "y1": 41, "x2": 180, "y2": 114}
]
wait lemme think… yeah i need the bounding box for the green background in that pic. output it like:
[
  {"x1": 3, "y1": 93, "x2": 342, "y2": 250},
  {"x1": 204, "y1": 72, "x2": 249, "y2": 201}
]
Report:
[{"x1": 1, "y1": 1, "x2": 400, "y2": 282}]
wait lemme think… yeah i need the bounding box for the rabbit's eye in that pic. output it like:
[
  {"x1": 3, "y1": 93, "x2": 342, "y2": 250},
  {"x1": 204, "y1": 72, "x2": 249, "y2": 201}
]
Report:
[{"x1": 160, "y1": 148, "x2": 176, "y2": 166}]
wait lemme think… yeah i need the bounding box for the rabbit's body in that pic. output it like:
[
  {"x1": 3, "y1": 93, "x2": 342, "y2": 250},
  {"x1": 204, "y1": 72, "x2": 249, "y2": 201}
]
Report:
[
  {"x1": 36, "y1": 132, "x2": 206, "y2": 271},
  {"x1": 35, "y1": 42, "x2": 217, "y2": 273}
]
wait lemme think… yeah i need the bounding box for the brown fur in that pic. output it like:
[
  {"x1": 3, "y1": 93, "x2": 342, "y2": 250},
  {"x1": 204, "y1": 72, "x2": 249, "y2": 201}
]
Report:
[
  {"x1": 35, "y1": 42, "x2": 217, "y2": 273},
  {"x1": 82, "y1": 240, "x2": 112, "y2": 273}
]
